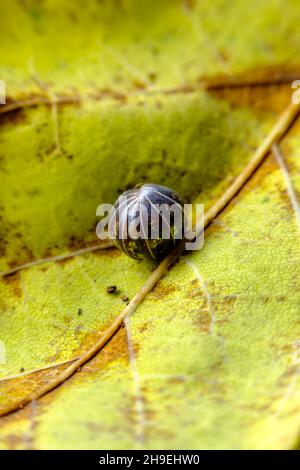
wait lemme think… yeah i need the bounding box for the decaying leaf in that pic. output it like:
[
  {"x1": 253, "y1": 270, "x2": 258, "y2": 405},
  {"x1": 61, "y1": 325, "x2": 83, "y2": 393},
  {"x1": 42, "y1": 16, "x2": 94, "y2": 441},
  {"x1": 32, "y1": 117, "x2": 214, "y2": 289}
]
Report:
[{"x1": 0, "y1": 0, "x2": 300, "y2": 450}]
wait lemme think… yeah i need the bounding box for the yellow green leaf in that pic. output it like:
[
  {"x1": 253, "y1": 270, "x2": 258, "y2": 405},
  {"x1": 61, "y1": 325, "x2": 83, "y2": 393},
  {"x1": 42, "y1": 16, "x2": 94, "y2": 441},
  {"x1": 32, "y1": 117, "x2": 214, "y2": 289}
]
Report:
[{"x1": 0, "y1": 0, "x2": 300, "y2": 450}]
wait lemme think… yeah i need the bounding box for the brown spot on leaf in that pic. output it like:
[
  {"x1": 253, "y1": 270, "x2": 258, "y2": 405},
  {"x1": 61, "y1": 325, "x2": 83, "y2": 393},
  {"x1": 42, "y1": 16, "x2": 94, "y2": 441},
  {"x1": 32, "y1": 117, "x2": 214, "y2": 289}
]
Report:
[
  {"x1": 138, "y1": 322, "x2": 149, "y2": 334},
  {"x1": 76, "y1": 325, "x2": 130, "y2": 375},
  {"x1": 148, "y1": 72, "x2": 157, "y2": 82},
  {"x1": 183, "y1": 0, "x2": 197, "y2": 10},
  {"x1": 276, "y1": 363, "x2": 299, "y2": 397},
  {"x1": 0, "y1": 104, "x2": 26, "y2": 126},
  {"x1": 2, "y1": 433, "x2": 24, "y2": 450},
  {"x1": 90, "y1": 88, "x2": 128, "y2": 103},
  {"x1": 132, "y1": 80, "x2": 147, "y2": 91},
  {"x1": 195, "y1": 311, "x2": 212, "y2": 334},
  {"x1": 150, "y1": 282, "x2": 178, "y2": 300},
  {"x1": 2, "y1": 272, "x2": 23, "y2": 299},
  {"x1": 209, "y1": 82, "x2": 292, "y2": 115},
  {"x1": 8, "y1": 244, "x2": 35, "y2": 270}
]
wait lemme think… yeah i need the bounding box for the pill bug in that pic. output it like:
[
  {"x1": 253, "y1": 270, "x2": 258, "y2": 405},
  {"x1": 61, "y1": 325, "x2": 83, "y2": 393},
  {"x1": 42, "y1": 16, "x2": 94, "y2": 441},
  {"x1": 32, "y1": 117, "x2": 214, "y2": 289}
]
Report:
[{"x1": 109, "y1": 183, "x2": 186, "y2": 261}]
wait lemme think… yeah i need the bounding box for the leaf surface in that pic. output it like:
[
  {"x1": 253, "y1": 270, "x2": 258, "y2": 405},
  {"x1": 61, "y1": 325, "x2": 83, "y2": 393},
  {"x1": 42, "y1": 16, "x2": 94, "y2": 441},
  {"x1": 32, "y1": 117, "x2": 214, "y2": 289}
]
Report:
[{"x1": 0, "y1": 0, "x2": 300, "y2": 450}]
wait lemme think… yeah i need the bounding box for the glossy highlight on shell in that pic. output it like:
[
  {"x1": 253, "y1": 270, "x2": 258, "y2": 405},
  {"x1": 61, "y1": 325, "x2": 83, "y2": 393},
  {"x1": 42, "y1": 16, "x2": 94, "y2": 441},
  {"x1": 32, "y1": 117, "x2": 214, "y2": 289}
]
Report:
[{"x1": 109, "y1": 184, "x2": 186, "y2": 261}]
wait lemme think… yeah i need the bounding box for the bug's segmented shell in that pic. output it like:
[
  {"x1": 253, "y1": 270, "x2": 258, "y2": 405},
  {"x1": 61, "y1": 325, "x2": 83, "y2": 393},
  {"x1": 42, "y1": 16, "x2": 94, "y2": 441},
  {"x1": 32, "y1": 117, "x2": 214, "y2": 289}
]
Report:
[{"x1": 109, "y1": 184, "x2": 186, "y2": 261}]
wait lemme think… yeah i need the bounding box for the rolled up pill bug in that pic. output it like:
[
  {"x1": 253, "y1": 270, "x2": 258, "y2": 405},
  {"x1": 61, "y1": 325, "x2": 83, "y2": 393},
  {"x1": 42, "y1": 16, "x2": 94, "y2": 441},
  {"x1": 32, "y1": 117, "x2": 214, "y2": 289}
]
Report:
[{"x1": 108, "y1": 183, "x2": 186, "y2": 261}]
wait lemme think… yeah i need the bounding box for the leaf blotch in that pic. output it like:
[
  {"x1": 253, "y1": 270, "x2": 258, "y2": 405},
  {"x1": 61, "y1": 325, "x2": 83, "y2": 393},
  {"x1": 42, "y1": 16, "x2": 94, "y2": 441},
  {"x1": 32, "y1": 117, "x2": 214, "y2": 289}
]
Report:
[
  {"x1": 150, "y1": 282, "x2": 178, "y2": 300},
  {"x1": 2, "y1": 272, "x2": 23, "y2": 299}
]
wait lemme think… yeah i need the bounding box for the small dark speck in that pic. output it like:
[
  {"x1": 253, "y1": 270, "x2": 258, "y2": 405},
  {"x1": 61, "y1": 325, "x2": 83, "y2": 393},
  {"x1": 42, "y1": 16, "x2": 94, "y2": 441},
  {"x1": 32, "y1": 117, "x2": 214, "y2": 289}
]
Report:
[
  {"x1": 106, "y1": 285, "x2": 118, "y2": 294},
  {"x1": 77, "y1": 308, "x2": 82, "y2": 316},
  {"x1": 20, "y1": 367, "x2": 25, "y2": 373},
  {"x1": 121, "y1": 295, "x2": 129, "y2": 304},
  {"x1": 148, "y1": 71, "x2": 157, "y2": 82}
]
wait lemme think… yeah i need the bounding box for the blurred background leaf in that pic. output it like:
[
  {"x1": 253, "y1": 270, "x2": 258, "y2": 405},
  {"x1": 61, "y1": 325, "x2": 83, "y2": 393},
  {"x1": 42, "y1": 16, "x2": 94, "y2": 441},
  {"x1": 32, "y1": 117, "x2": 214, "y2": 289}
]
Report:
[{"x1": 0, "y1": 0, "x2": 300, "y2": 450}]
